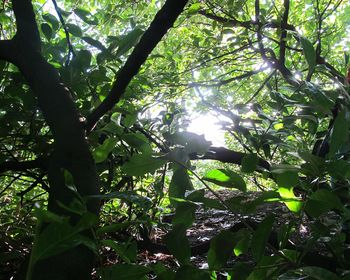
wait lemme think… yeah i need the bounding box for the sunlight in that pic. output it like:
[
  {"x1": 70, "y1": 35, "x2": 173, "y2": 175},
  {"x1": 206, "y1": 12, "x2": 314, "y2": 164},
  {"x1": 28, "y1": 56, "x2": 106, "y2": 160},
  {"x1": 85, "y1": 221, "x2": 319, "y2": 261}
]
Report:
[{"x1": 187, "y1": 113, "x2": 226, "y2": 147}]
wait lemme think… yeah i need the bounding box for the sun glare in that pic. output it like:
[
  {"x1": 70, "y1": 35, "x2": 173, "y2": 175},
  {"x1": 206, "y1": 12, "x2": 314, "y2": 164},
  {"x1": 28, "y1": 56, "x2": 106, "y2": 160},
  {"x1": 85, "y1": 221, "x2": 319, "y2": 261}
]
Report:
[{"x1": 187, "y1": 114, "x2": 226, "y2": 147}]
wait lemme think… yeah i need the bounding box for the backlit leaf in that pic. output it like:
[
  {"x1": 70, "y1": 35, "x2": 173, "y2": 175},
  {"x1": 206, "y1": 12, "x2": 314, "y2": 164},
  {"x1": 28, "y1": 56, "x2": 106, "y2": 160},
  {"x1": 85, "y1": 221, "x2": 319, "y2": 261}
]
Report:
[
  {"x1": 121, "y1": 154, "x2": 166, "y2": 176},
  {"x1": 203, "y1": 169, "x2": 246, "y2": 191}
]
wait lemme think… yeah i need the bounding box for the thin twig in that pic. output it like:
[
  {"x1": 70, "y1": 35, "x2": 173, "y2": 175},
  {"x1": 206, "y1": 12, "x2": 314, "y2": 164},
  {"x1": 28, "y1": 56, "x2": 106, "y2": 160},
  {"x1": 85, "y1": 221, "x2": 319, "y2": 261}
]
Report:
[{"x1": 52, "y1": 0, "x2": 75, "y2": 66}]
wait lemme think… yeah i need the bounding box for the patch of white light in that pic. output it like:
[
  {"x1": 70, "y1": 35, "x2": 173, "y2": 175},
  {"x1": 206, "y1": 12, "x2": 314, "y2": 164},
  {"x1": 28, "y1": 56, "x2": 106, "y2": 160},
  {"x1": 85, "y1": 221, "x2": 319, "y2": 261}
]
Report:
[
  {"x1": 187, "y1": 113, "x2": 227, "y2": 147},
  {"x1": 294, "y1": 72, "x2": 302, "y2": 80},
  {"x1": 42, "y1": 1, "x2": 56, "y2": 14},
  {"x1": 253, "y1": 62, "x2": 271, "y2": 72}
]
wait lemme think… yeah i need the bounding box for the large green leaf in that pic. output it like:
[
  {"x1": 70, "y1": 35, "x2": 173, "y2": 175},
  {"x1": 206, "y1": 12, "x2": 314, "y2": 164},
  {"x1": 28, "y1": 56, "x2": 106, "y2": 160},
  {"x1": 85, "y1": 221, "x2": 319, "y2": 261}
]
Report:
[
  {"x1": 82, "y1": 36, "x2": 107, "y2": 51},
  {"x1": 175, "y1": 265, "x2": 210, "y2": 280},
  {"x1": 300, "y1": 36, "x2": 316, "y2": 75},
  {"x1": 101, "y1": 240, "x2": 137, "y2": 263},
  {"x1": 165, "y1": 225, "x2": 191, "y2": 265},
  {"x1": 120, "y1": 133, "x2": 151, "y2": 154},
  {"x1": 41, "y1": 23, "x2": 52, "y2": 41},
  {"x1": 251, "y1": 215, "x2": 274, "y2": 261},
  {"x1": 92, "y1": 137, "x2": 118, "y2": 163},
  {"x1": 329, "y1": 109, "x2": 349, "y2": 157},
  {"x1": 208, "y1": 230, "x2": 235, "y2": 270},
  {"x1": 298, "y1": 267, "x2": 340, "y2": 280},
  {"x1": 234, "y1": 229, "x2": 251, "y2": 256},
  {"x1": 115, "y1": 27, "x2": 144, "y2": 57},
  {"x1": 172, "y1": 201, "x2": 197, "y2": 229},
  {"x1": 42, "y1": 13, "x2": 59, "y2": 30},
  {"x1": 187, "y1": 189, "x2": 226, "y2": 210},
  {"x1": 121, "y1": 154, "x2": 167, "y2": 176},
  {"x1": 66, "y1": 23, "x2": 83, "y2": 37},
  {"x1": 169, "y1": 166, "x2": 193, "y2": 203},
  {"x1": 277, "y1": 187, "x2": 302, "y2": 213},
  {"x1": 203, "y1": 169, "x2": 246, "y2": 191},
  {"x1": 74, "y1": 8, "x2": 98, "y2": 25},
  {"x1": 247, "y1": 255, "x2": 283, "y2": 280},
  {"x1": 30, "y1": 212, "x2": 98, "y2": 265},
  {"x1": 271, "y1": 164, "x2": 299, "y2": 188},
  {"x1": 187, "y1": 3, "x2": 201, "y2": 15},
  {"x1": 305, "y1": 189, "x2": 344, "y2": 217}
]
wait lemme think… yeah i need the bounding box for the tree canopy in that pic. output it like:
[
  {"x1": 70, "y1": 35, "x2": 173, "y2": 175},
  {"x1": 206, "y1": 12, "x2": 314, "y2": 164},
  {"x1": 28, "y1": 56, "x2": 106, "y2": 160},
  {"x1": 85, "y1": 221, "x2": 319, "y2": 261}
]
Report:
[{"x1": 1, "y1": 0, "x2": 350, "y2": 279}]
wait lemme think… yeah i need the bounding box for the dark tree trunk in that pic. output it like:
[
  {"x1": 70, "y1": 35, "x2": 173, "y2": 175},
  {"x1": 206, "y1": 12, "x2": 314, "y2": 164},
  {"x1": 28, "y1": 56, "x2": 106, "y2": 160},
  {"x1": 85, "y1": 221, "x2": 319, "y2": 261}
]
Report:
[{"x1": 3, "y1": 1, "x2": 100, "y2": 279}]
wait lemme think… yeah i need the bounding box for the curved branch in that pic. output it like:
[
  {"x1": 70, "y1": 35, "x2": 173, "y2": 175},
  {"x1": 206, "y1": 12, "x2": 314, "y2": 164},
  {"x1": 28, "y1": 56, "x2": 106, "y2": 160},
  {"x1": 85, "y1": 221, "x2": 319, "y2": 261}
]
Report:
[
  {"x1": 279, "y1": 0, "x2": 290, "y2": 66},
  {"x1": 199, "y1": 10, "x2": 295, "y2": 31},
  {"x1": 190, "y1": 146, "x2": 271, "y2": 171},
  {"x1": 0, "y1": 158, "x2": 46, "y2": 174},
  {"x1": 12, "y1": 0, "x2": 41, "y2": 51},
  {"x1": 85, "y1": 0, "x2": 189, "y2": 132},
  {"x1": 189, "y1": 69, "x2": 265, "y2": 88}
]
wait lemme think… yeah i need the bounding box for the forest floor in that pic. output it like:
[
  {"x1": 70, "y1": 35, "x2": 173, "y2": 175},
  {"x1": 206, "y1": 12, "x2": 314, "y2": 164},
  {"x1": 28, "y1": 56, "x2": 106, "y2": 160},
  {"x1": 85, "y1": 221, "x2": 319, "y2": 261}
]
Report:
[
  {"x1": 100, "y1": 190, "x2": 313, "y2": 278},
  {"x1": 2, "y1": 190, "x2": 314, "y2": 279}
]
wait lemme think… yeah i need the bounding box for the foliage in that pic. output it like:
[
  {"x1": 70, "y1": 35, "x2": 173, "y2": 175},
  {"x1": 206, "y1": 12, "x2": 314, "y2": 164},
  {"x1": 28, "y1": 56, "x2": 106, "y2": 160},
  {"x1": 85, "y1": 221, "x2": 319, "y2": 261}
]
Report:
[{"x1": 1, "y1": 0, "x2": 350, "y2": 279}]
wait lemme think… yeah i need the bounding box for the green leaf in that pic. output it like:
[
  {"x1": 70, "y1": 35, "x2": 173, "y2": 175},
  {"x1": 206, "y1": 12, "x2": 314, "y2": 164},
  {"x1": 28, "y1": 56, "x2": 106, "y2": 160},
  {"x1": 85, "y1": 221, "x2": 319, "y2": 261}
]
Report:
[
  {"x1": 82, "y1": 36, "x2": 107, "y2": 51},
  {"x1": 121, "y1": 112, "x2": 138, "y2": 127},
  {"x1": 74, "y1": 8, "x2": 98, "y2": 25},
  {"x1": 305, "y1": 189, "x2": 343, "y2": 217},
  {"x1": 208, "y1": 230, "x2": 235, "y2": 270},
  {"x1": 280, "y1": 249, "x2": 299, "y2": 263},
  {"x1": 234, "y1": 229, "x2": 251, "y2": 256},
  {"x1": 72, "y1": 50, "x2": 92, "y2": 70},
  {"x1": 277, "y1": 187, "x2": 302, "y2": 213},
  {"x1": 241, "y1": 153, "x2": 259, "y2": 173},
  {"x1": 116, "y1": 27, "x2": 144, "y2": 57},
  {"x1": 251, "y1": 215, "x2": 274, "y2": 261},
  {"x1": 165, "y1": 225, "x2": 191, "y2": 264},
  {"x1": 101, "y1": 240, "x2": 137, "y2": 263},
  {"x1": 98, "y1": 264, "x2": 150, "y2": 280},
  {"x1": 92, "y1": 137, "x2": 118, "y2": 163},
  {"x1": 121, "y1": 154, "x2": 166, "y2": 176},
  {"x1": 187, "y1": 189, "x2": 225, "y2": 210},
  {"x1": 326, "y1": 159, "x2": 350, "y2": 179},
  {"x1": 42, "y1": 13, "x2": 59, "y2": 30},
  {"x1": 298, "y1": 267, "x2": 340, "y2": 280},
  {"x1": 329, "y1": 109, "x2": 349, "y2": 156},
  {"x1": 271, "y1": 165, "x2": 299, "y2": 188},
  {"x1": 152, "y1": 263, "x2": 176, "y2": 280},
  {"x1": 240, "y1": 191, "x2": 283, "y2": 213},
  {"x1": 247, "y1": 255, "x2": 282, "y2": 280},
  {"x1": 121, "y1": 133, "x2": 151, "y2": 154},
  {"x1": 66, "y1": 23, "x2": 83, "y2": 37},
  {"x1": 203, "y1": 169, "x2": 246, "y2": 191},
  {"x1": 31, "y1": 216, "x2": 97, "y2": 265},
  {"x1": 188, "y1": 3, "x2": 201, "y2": 14},
  {"x1": 41, "y1": 23, "x2": 52, "y2": 41},
  {"x1": 175, "y1": 265, "x2": 210, "y2": 280},
  {"x1": 169, "y1": 166, "x2": 193, "y2": 204},
  {"x1": 300, "y1": 36, "x2": 316, "y2": 74},
  {"x1": 228, "y1": 263, "x2": 252, "y2": 280},
  {"x1": 172, "y1": 202, "x2": 197, "y2": 229}
]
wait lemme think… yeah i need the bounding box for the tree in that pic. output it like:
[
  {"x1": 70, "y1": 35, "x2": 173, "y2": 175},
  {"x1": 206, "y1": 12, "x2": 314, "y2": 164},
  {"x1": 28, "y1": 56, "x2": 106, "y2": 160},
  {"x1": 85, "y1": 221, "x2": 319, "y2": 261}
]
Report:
[
  {"x1": 1, "y1": 0, "x2": 188, "y2": 279},
  {"x1": 1, "y1": 0, "x2": 350, "y2": 279}
]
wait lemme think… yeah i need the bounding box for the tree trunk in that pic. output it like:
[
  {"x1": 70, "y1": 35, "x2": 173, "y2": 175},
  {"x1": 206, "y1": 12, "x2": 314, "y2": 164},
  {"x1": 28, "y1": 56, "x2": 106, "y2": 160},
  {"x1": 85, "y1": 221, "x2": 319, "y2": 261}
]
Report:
[{"x1": 4, "y1": 1, "x2": 100, "y2": 279}]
